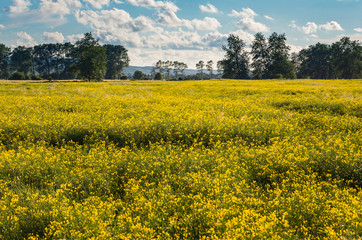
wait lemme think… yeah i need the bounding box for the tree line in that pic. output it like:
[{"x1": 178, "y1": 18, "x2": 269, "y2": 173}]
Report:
[
  {"x1": 0, "y1": 33, "x2": 130, "y2": 81},
  {"x1": 1, "y1": 32, "x2": 361, "y2": 81},
  {"x1": 218, "y1": 32, "x2": 362, "y2": 79}
]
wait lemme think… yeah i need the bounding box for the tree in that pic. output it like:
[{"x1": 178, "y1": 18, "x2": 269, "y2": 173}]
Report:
[
  {"x1": 164, "y1": 60, "x2": 173, "y2": 80},
  {"x1": 206, "y1": 60, "x2": 213, "y2": 78},
  {"x1": 331, "y1": 37, "x2": 362, "y2": 79},
  {"x1": 196, "y1": 61, "x2": 205, "y2": 79},
  {"x1": 155, "y1": 60, "x2": 164, "y2": 74},
  {"x1": 220, "y1": 34, "x2": 249, "y2": 79},
  {"x1": 251, "y1": 33, "x2": 268, "y2": 79},
  {"x1": 133, "y1": 70, "x2": 146, "y2": 80},
  {"x1": 179, "y1": 62, "x2": 188, "y2": 80},
  {"x1": 297, "y1": 43, "x2": 332, "y2": 79},
  {"x1": 173, "y1": 61, "x2": 181, "y2": 80},
  {"x1": 0, "y1": 44, "x2": 10, "y2": 79},
  {"x1": 56, "y1": 42, "x2": 76, "y2": 80},
  {"x1": 73, "y1": 33, "x2": 106, "y2": 82},
  {"x1": 217, "y1": 60, "x2": 224, "y2": 78},
  {"x1": 266, "y1": 32, "x2": 296, "y2": 79},
  {"x1": 33, "y1": 43, "x2": 58, "y2": 78},
  {"x1": 104, "y1": 44, "x2": 130, "y2": 79},
  {"x1": 10, "y1": 46, "x2": 33, "y2": 75},
  {"x1": 154, "y1": 72, "x2": 163, "y2": 80}
]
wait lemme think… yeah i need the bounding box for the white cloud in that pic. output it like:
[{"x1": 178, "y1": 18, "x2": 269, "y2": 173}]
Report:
[
  {"x1": 264, "y1": 15, "x2": 274, "y2": 21},
  {"x1": 0, "y1": 24, "x2": 5, "y2": 29},
  {"x1": 302, "y1": 22, "x2": 318, "y2": 34},
  {"x1": 229, "y1": 8, "x2": 258, "y2": 18},
  {"x1": 114, "y1": 0, "x2": 124, "y2": 3},
  {"x1": 7, "y1": 0, "x2": 31, "y2": 14},
  {"x1": 191, "y1": 17, "x2": 221, "y2": 31},
  {"x1": 319, "y1": 21, "x2": 343, "y2": 31},
  {"x1": 84, "y1": 0, "x2": 110, "y2": 9},
  {"x1": 229, "y1": 8, "x2": 269, "y2": 33},
  {"x1": 16, "y1": 31, "x2": 37, "y2": 47},
  {"x1": 199, "y1": 3, "x2": 219, "y2": 14},
  {"x1": 126, "y1": 0, "x2": 179, "y2": 12},
  {"x1": 66, "y1": 34, "x2": 84, "y2": 43},
  {"x1": 42, "y1": 32, "x2": 65, "y2": 43},
  {"x1": 354, "y1": 28, "x2": 362, "y2": 33},
  {"x1": 290, "y1": 20, "x2": 343, "y2": 34},
  {"x1": 6, "y1": 0, "x2": 82, "y2": 28}
]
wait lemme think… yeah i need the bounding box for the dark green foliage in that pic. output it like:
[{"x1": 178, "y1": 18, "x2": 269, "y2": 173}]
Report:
[
  {"x1": 10, "y1": 46, "x2": 33, "y2": 75},
  {"x1": 154, "y1": 72, "x2": 163, "y2": 80},
  {"x1": 0, "y1": 44, "x2": 10, "y2": 79},
  {"x1": 331, "y1": 37, "x2": 362, "y2": 79},
  {"x1": 9, "y1": 72, "x2": 28, "y2": 80},
  {"x1": 133, "y1": 70, "x2": 146, "y2": 80},
  {"x1": 72, "y1": 33, "x2": 107, "y2": 82},
  {"x1": 104, "y1": 44, "x2": 130, "y2": 79},
  {"x1": 221, "y1": 34, "x2": 249, "y2": 79},
  {"x1": 266, "y1": 33, "x2": 296, "y2": 79},
  {"x1": 297, "y1": 43, "x2": 332, "y2": 79},
  {"x1": 251, "y1": 33, "x2": 268, "y2": 79}
]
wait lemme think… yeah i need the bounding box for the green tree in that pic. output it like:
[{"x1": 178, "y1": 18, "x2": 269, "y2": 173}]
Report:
[
  {"x1": 251, "y1": 33, "x2": 268, "y2": 79},
  {"x1": 33, "y1": 43, "x2": 58, "y2": 78},
  {"x1": 331, "y1": 37, "x2": 362, "y2": 79},
  {"x1": 266, "y1": 32, "x2": 295, "y2": 79},
  {"x1": 154, "y1": 72, "x2": 163, "y2": 80},
  {"x1": 0, "y1": 44, "x2": 10, "y2": 79},
  {"x1": 10, "y1": 46, "x2": 33, "y2": 75},
  {"x1": 133, "y1": 70, "x2": 146, "y2": 80},
  {"x1": 104, "y1": 44, "x2": 130, "y2": 79},
  {"x1": 297, "y1": 43, "x2": 332, "y2": 79},
  {"x1": 196, "y1": 60, "x2": 205, "y2": 79},
  {"x1": 73, "y1": 33, "x2": 106, "y2": 82},
  {"x1": 221, "y1": 34, "x2": 249, "y2": 79}
]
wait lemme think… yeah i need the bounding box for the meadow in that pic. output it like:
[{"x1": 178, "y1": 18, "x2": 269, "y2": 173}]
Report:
[{"x1": 0, "y1": 79, "x2": 361, "y2": 239}]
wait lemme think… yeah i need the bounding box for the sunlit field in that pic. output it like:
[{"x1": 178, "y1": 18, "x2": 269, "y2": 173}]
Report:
[{"x1": 0, "y1": 79, "x2": 361, "y2": 239}]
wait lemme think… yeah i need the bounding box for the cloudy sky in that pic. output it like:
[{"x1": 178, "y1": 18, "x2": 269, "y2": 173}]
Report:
[{"x1": 0, "y1": 0, "x2": 361, "y2": 67}]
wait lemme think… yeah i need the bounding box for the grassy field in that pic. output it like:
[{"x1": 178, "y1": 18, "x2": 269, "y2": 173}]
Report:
[{"x1": 0, "y1": 79, "x2": 361, "y2": 239}]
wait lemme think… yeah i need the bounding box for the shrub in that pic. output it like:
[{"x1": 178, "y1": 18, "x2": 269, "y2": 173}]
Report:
[
  {"x1": 154, "y1": 72, "x2": 163, "y2": 80},
  {"x1": 9, "y1": 72, "x2": 27, "y2": 80}
]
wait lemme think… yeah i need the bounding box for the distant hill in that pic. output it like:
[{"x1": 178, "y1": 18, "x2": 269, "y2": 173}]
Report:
[{"x1": 124, "y1": 66, "x2": 201, "y2": 77}]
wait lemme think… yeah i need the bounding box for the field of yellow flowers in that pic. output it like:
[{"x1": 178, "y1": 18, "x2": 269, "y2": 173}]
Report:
[{"x1": 0, "y1": 79, "x2": 361, "y2": 239}]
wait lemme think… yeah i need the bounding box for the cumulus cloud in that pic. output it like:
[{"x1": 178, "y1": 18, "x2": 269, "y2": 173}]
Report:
[
  {"x1": 229, "y1": 8, "x2": 269, "y2": 33},
  {"x1": 354, "y1": 28, "x2": 362, "y2": 33},
  {"x1": 319, "y1": 21, "x2": 343, "y2": 31},
  {"x1": 191, "y1": 17, "x2": 221, "y2": 31},
  {"x1": 5, "y1": 0, "x2": 82, "y2": 28},
  {"x1": 126, "y1": 0, "x2": 179, "y2": 12},
  {"x1": 84, "y1": 0, "x2": 110, "y2": 9},
  {"x1": 199, "y1": 3, "x2": 219, "y2": 13},
  {"x1": 42, "y1": 32, "x2": 65, "y2": 43},
  {"x1": 0, "y1": 24, "x2": 5, "y2": 29},
  {"x1": 66, "y1": 34, "x2": 84, "y2": 43},
  {"x1": 290, "y1": 20, "x2": 343, "y2": 34},
  {"x1": 302, "y1": 22, "x2": 318, "y2": 34},
  {"x1": 16, "y1": 31, "x2": 37, "y2": 47},
  {"x1": 6, "y1": 0, "x2": 31, "y2": 14}
]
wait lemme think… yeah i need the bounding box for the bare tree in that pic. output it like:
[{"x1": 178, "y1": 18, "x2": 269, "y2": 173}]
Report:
[
  {"x1": 196, "y1": 60, "x2": 205, "y2": 80},
  {"x1": 206, "y1": 60, "x2": 213, "y2": 78}
]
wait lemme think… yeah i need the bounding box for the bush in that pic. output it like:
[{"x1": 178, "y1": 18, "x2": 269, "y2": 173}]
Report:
[
  {"x1": 120, "y1": 76, "x2": 128, "y2": 80},
  {"x1": 9, "y1": 72, "x2": 27, "y2": 80},
  {"x1": 154, "y1": 72, "x2": 163, "y2": 80},
  {"x1": 31, "y1": 75, "x2": 43, "y2": 80}
]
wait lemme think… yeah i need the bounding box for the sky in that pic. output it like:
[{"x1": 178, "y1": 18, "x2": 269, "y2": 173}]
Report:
[{"x1": 0, "y1": 0, "x2": 361, "y2": 67}]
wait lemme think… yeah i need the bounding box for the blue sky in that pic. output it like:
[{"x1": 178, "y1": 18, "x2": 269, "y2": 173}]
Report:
[{"x1": 0, "y1": 0, "x2": 361, "y2": 67}]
